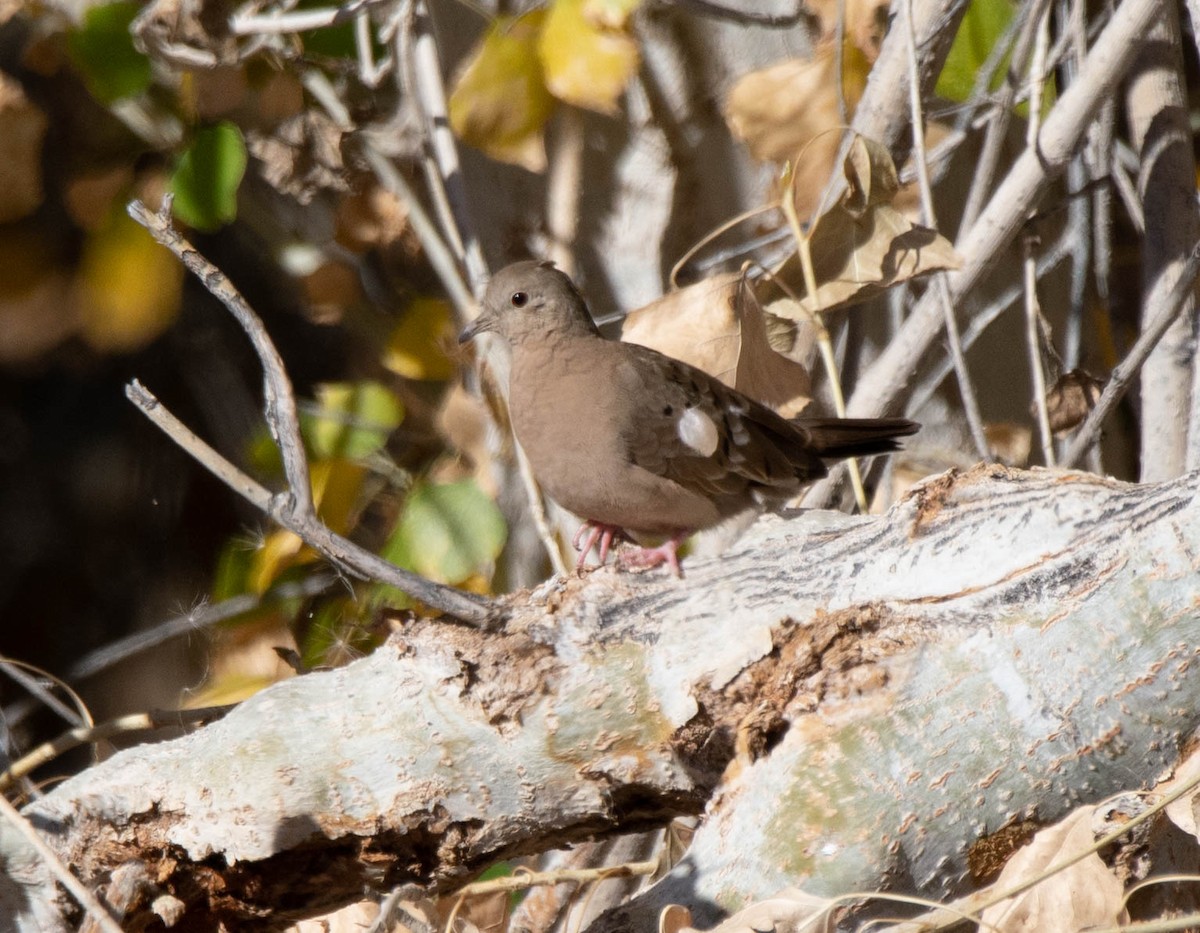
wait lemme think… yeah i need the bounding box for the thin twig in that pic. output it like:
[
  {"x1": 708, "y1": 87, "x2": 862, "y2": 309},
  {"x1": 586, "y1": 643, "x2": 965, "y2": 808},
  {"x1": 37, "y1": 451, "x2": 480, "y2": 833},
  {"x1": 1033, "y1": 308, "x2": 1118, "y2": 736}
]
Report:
[
  {"x1": 515, "y1": 446, "x2": 569, "y2": 577},
  {"x1": 229, "y1": 0, "x2": 386, "y2": 35},
  {"x1": 125, "y1": 381, "x2": 496, "y2": 624},
  {"x1": 129, "y1": 198, "x2": 314, "y2": 516},
  {"x1": 362, "y1": 145, "x2": 475, "y2": 323},
  {"x1": 454, "y1": 859, "x2": 659, "y2": 898},
  {"x1": 1061, "y1": 239, "x2": 1200, "y2": 468},
  {"x1": 836, "y1": 0, "x2": 1161, "y2": 427},
  {"x1": 403, "y1": 0, "x2": 488, "y2": 292},
  {"x1": 67, "y1": 575, "x2": 337, "y2": 681},
  {"x1": 907, "y1": 222, "x2": 1075, "y2": 419},
  {"x1": 901, "y1": 0, "x2": 991, "y2": 462},
  {"x1": 0, "y1": 659, "x2": 92, "y2": 731},
  {"x1": 673, "y1": 0, "x2": 804, "y2": 25},
  {"x1": 1023, "y1": 9, "x2": 1056, "y2": 466},
  {"x1": 123, "y1": 204, "x2": 497, "y2": 624},
  {"x1": 0, "y1": 794, "x2": 124, "y2": 933},
  {"x1": 546, "y1": 106, "x2": 585, "y2": 277},
  {"x1": 958, "y1": 0, "x2": 1053, "y2": 234},
  {"x1": 0, "y1": 706, "x2": 233, "y2": 792}
]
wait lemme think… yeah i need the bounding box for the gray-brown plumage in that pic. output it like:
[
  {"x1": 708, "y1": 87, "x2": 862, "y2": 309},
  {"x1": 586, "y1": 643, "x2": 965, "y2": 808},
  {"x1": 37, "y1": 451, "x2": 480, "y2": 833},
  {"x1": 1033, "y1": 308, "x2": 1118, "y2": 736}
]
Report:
[{"x1": 459, "y1": 261, "x2": 918, "y2": 575}]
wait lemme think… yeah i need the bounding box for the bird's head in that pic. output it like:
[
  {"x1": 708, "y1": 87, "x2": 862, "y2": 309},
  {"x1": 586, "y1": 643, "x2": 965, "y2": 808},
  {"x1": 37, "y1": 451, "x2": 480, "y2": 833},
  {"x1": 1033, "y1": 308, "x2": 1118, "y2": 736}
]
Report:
[{"x1": 458, "y1": 260, "x2": 601, "y2": 347}]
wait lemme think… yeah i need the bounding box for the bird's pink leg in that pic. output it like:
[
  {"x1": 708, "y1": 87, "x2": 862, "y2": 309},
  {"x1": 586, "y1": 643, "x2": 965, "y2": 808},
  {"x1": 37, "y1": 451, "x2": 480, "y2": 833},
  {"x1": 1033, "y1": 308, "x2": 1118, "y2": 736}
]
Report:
[
  {"x1": 619, "y1": 532, "x2": 690, "y2": 578},
  {"x1": 572, "y1": 522, "x2": 623, "y2": 572}
]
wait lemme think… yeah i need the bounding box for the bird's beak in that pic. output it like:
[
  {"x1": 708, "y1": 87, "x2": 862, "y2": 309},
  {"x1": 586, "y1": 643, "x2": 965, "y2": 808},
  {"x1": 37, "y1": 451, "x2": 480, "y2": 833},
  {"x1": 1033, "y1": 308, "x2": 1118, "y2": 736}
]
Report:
[{"x1": 458, "y1": 315, "x2": 490, "y2": 344}]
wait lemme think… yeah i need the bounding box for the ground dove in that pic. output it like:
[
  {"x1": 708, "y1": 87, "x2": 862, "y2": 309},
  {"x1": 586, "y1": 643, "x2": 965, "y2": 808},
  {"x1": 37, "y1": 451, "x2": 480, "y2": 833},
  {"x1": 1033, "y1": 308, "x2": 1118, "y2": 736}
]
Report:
[{"x1": 459, "y1": 261, "x2": 918, "y2": 576}]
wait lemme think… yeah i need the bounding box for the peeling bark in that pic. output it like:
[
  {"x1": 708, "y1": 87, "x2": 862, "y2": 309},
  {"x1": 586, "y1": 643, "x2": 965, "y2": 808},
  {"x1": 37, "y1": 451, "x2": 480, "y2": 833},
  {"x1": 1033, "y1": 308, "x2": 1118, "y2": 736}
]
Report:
[{"x1": 4, "y1": 466, "x2": 1199, "y2": 932}]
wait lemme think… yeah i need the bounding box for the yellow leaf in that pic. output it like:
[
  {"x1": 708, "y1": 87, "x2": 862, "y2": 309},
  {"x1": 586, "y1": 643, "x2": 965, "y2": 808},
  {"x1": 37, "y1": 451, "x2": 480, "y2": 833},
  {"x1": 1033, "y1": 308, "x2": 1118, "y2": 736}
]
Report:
[
  {"x1": 245, "y1": 459, "x2": 368, "y2": 592},
  {"x1": 247, "y1": 529, "x2": 306, "y2": 594},
  {"x1": 449, "y1": 11, "x2": 554, "y2": 172},
  {"x1": 583, "y1": 0, "x2": 642, "y2": 28},
  {"x1": 310, "y1": 457, "x2": 369, "y2": 534},
  {"x1": 384, "y1": 297, "x2": 457, "y2": 381},
  {"x1": 76, "y1": 207, "x2": 183, "y2": 352},
  {"x1": 539, "y1": 0, "x2": 639, "y2": 114}
]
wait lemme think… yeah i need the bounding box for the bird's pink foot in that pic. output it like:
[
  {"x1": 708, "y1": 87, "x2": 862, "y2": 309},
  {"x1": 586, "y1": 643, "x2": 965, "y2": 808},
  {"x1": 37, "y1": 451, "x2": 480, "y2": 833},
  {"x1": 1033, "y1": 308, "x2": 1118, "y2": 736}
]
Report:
[
  {"x1": 618, "y1": 534, "x2": 689, "y2": 578},
  {"x1": 572, "y1": 522, "x2": 625, "y2": 573}
]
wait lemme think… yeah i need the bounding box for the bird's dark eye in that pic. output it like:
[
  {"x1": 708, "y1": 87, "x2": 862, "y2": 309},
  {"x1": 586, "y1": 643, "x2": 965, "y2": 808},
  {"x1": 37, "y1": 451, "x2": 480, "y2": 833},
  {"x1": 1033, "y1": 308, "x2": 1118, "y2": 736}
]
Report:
[{"x1": 510, "y1": 291, "x2": 529, "y2": 308}]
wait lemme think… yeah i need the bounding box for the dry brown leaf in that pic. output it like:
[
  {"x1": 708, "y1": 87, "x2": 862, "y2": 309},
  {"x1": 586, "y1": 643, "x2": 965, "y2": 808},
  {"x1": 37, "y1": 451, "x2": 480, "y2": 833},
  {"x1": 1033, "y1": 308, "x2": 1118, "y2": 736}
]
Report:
[
  {"x1": 1043, "y1": 369, "x2": 1104, "y2": 435},
  {"x1": 978, "y1": 807, "x2": 1126, "y2": 932},
  {"x1": 437, "y1": 891, "x2": 508, "y2": 933},
  {"x1": 0, "y1": 72, "x2": 47, "y2": 224},
  {"x1": 660, "y1": 903, "x2": 692, "y2": 933},
  {"x1": 724, "y1": 43, "x2": 869, "y2": 222},
  {"x1": 188, "y1": 65, "x2": 248, "y2": 120},
  {"x1": 336, "y1": 186, "x2": 417, "y2": 255},
  {"x1": 245, "y1": 111, "x2": 349, "y2": 205},
  {"x1": 301, "y1": 260, "x2": 362, "y2": 324},
  {"x1": 438, "y1": 383, "x2": 500, "y2": 495},
  {"x1": 803, "y1": 0, "x2": 891, "y2": 60},
  {"x1": 621, "y1": 272, "x2": 811, "y2": 417},
  {"x1": 288, "y1": 899, "x2": 379, "y2": 932},
  {"x1": 772, "y1": 136, "x2": 961, "y2": 315},
  {"x1": 65, "y1": 166, "x2": 135, "y2": 231},
  {"x1": 1161, "y1": 746, "x2": 1200, "y2": 842},
  {"x1": 700, "y1": 887, "x2": 835, "y2": 932},
  {"x1": 0, "y1": 267, "x2": 78, "y2": 363},
  {"x1": 985, "y1": 421, "x2": 1032, "y2": 466}
]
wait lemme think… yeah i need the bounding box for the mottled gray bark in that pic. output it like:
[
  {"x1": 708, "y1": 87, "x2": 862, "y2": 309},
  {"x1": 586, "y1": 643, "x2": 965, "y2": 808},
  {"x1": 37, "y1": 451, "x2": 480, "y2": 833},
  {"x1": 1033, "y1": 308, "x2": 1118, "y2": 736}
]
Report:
[
  {"x1": 3, "y1": 467, "x2": 1198, "y2": 932},
  {"x1": 1124, "y1": 3, "x2": 1199, "y2": 481}
]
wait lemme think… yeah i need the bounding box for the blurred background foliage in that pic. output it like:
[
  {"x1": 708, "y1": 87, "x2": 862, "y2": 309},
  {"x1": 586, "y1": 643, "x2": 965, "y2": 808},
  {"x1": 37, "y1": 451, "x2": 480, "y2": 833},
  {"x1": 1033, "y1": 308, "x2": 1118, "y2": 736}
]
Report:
[{"x1": 0, "y1": 0, "x2": 516, "y2": 746}]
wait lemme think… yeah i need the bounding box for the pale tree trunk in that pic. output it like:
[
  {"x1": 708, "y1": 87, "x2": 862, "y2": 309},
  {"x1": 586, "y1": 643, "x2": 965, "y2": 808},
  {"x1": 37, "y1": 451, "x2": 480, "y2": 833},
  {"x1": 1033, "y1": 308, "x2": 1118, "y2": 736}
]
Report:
[
  {"x1": 1124, "y1": 3, "x2": 1199, "y2": 481},
  {"x1": 3, "y1": 466, "x2": 1198, "y2": 931}
]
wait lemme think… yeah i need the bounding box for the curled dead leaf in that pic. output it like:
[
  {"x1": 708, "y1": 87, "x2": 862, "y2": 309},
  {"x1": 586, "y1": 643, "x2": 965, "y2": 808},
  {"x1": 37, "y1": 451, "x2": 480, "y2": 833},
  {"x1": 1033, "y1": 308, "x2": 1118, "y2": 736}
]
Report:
[
  {"x1": 703, "y1": 887, "x2": 835, "y2": 933},
  {"x1": 803, "y1": 0, "x2": 891, "y2": 60},
  {"x1": 621, "y1": 272, "x2": 811, "y2": 417},
  {"x1": 724, "y1": 43, "x2": 870, "y2": 222},
  {"x1": 658, "y1": 903, "x2": 692, "y2": 933},
  {"x1": 1160, "y1": 746, "x2": 1200, "y2": 842},
  {"x1": 1043, "y1": 369, "x2": 1104, "y2": 435},
  {"x1": 978, "y1": 806, "x2": 1126, "y2": 932},
  {"x1": 246, "y1": 110, "x2": 349, "y2": 204},
  {"x1": 770, "y1": 136, "x2": 962, "y2": 315}
]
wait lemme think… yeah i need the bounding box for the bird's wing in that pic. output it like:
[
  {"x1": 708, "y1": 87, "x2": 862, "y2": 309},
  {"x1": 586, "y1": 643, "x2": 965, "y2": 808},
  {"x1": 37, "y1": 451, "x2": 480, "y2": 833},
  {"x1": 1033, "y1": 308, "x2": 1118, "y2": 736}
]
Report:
[{"x1": 613, "y1": 343, "x2": 826, "y2": 498}]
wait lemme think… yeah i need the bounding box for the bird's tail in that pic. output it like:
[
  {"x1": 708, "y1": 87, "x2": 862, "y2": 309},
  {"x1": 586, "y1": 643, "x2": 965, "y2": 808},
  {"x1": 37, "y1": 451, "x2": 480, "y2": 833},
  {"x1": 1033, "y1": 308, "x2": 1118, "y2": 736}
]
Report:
[{"x1": 793, "y1": 417, "x2": 920, "y2": 459}]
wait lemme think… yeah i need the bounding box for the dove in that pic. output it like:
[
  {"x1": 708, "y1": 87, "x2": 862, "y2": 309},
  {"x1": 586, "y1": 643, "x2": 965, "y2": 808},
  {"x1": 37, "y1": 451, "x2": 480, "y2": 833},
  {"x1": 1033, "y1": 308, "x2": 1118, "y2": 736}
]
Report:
[{"x1": 459, "y1": 261, "x2": 917, "y2": 576}]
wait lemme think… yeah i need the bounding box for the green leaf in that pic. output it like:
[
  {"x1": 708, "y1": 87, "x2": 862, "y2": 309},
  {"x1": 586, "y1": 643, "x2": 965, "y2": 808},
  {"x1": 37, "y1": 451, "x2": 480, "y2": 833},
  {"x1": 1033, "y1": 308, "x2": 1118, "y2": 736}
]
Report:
[
  {"x1": 170, "y1": 122, "x2": 248, "y2": 231},
  {"x1": 300, "y1": 381, "x2": 405, "y2": 461},
  {"x1": 383, "y1": 480, "x2": 506, "y2": 585},
  {"x1": 67, "y1": 1, "x2": 152, "y2": 104},
  {"x1": 935, "y1": 0, "x2": 1016, "y2": 103}
]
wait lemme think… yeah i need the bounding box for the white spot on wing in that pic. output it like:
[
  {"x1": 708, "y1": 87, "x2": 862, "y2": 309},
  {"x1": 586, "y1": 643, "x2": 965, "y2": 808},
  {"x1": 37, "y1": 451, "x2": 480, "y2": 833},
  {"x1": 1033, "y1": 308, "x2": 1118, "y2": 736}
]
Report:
[{"x1": 677, "y1": 407, "x2": 720, "y2": 456}]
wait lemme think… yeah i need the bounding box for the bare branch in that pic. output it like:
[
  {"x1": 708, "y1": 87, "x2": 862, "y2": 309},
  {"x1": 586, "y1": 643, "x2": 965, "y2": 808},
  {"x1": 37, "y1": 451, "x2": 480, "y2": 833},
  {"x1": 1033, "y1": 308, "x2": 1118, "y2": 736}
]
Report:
[
  {"x1": 127, "y1": 198, "x2": 314, "y2": 517},
  {"x1": 901, "y1": 0, "x2": 991, "y2": 462},
  {"x1": 123, "y1": 204, "x2": 497, "y2": 625},
  {"x1": 837, "y1": 0, "x2": 1163, "y2": 426}
]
